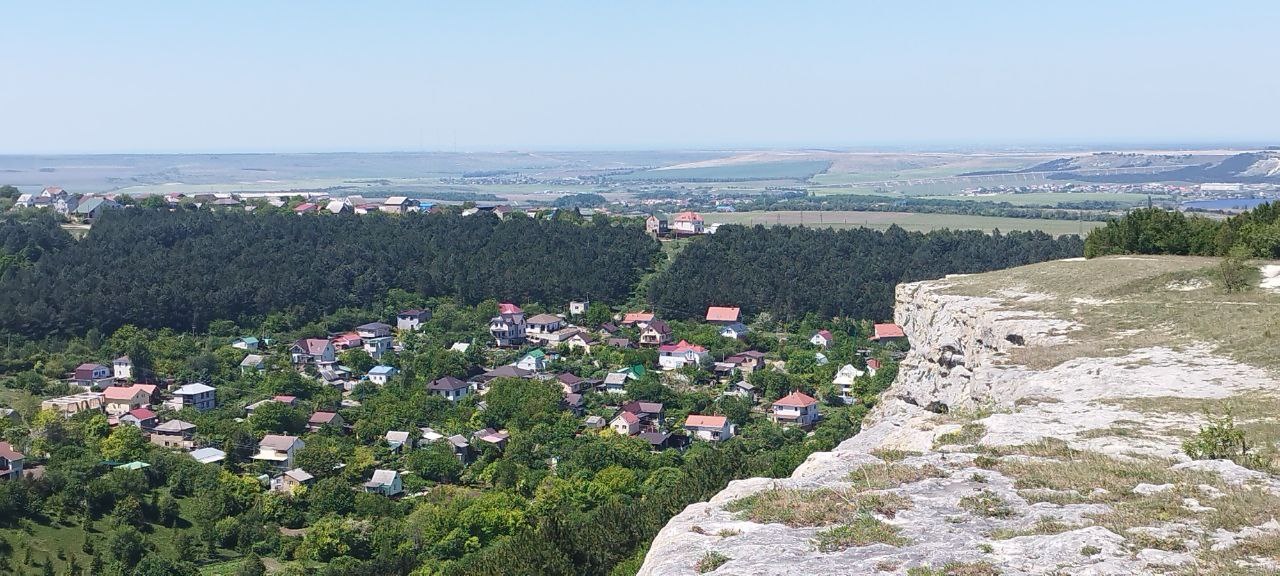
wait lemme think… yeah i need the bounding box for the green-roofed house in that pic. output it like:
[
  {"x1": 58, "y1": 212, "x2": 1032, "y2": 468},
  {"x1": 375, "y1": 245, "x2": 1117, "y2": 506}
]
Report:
[
  {"x1": 516, "y1": 349, "x2": 547, "y2": 371},
  {"x1": 232, "y1": 336, "x2": 260, "y2": 351}
]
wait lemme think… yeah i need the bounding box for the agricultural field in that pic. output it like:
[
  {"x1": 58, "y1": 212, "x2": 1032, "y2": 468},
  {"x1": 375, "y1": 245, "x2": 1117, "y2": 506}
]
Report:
[
  {"x1": 703, "y1": 210, "x2": 1102, "y2": 236},
  {"x1": 614, "y1": 160, "x2": 830, "y2": 182},
  {"x1": 920, "y1": 191, "x2": 1168, "y2": 206}
]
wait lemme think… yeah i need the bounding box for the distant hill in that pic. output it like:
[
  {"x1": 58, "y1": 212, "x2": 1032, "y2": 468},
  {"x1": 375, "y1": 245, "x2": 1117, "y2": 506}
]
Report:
[{"x1": 962, "y1": 151, "x2": 1280, "y2": 184}]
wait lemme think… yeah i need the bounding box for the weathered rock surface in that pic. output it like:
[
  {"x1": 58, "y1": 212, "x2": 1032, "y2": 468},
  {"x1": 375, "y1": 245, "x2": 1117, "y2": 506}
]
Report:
[{"x1": 639, "y1": 260, "x2": 1280, "y2": 576}]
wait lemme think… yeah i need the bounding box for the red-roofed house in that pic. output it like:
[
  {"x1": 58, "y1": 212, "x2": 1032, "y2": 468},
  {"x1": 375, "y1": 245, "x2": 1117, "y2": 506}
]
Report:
[
  {"x1": 772, "y1": 391, "x2": 820, "y2": 427},
  {"x1": 620, "y1": 311, "x2": 655, "y2": 327},
  {"x1": 705, "y1": 306, "x2": 741, "y2": 324},
  {"x1": 672, "y1": 211, "x2": 705, "y2": 235},
  {"x1": 867, "y1": 358, "x2": 882, "y2": 377},
  {"x1": 331, "y1": 332, "x2": 363, "y2": 351},
  {"x1": 684, "y1": 414, "x2": 734, "y2": 442},
  {"x1": 810, "y1": 330, "x2": 835, "y2": 348},
  {"x1": 293, "y1": 202, "x2": 319, "y2": 214},
  {"x1": 658, "y1": 340, "x2": 710, "y2": 370},
  {"x1": 120, "y1": 407, "x2": 157, "y2": 429},
  {"x1": 490, "y1": 303, "x2": 527, "y2": 347},
  {"x1": 0, "y1": 442, "x2": 23, "y2": 480},
  {"x1": 103, "y1": 385, "x2": 153, "y2": 416},
  {"x1": 73, "y1": 363, "x2": 113, "y2": 389},
  {"x1": 307, "y1": 412, "x2": 344, "y2": 432},
  {"x1": 871, "y1": 323, "x2": 906, "y2": 341},
  {"x1": 610, "y1": 411, "x2": 641, "y2": 436}
]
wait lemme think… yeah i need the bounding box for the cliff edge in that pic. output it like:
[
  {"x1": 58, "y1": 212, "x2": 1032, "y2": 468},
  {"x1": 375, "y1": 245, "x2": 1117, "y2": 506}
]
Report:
[{"x1": 639, "y1": 256, "x2": 1280, "y2": 575}]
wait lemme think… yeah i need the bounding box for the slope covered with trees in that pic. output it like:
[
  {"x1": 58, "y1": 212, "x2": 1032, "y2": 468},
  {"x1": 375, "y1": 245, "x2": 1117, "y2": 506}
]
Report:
[
  {"x1": 1083, "y1": 203, "x2": 1280, "y2": 258},
  {"x1": 647, "y1": 225, "x2": 1084, "y2": 321},
  {"x1": 0, "y1": 210, "x2": 659, "y2": 337}
]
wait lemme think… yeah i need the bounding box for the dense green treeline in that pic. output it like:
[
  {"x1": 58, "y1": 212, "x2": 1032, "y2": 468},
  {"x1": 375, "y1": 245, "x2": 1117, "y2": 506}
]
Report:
[
  {"x1": 0, "y1": 210, "x2": 658, "y2": 337},
  {"x1": 1083, "y1": 203, "x2": 1280, "y2": 258},
  {"x1": 647, "y1": 225, "x2": 1084, "y2": 321}
]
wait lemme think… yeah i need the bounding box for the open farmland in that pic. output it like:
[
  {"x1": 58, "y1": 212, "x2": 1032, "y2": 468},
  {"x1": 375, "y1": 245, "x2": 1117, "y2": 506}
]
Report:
[
  {"x1": 703, "y1": 210, "x2": 1101, "y2": 236},
  {"x1": 615, "y1": 160, "x2": 830, "y2": 182},
  {"x1": 921, "y1": 191, "x2": 1168, "y2": 206}
]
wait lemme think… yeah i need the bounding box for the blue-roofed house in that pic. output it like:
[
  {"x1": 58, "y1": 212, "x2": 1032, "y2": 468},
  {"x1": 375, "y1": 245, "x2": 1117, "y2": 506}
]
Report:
[{"x1": 368, "y1": 365, "x2": 398, "y2": 385}]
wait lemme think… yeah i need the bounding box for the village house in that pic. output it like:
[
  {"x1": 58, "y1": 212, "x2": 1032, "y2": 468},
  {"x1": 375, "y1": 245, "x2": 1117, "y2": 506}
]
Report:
[
  {"x1": 584, "y1": 415, "x2": 607, "y2": 430},
  {"x1": 0, "y1": 442, "x2": 24, "y2": 481},
  {"x1": 603, "y1": 371, "x2": 629, "y2": 394},
  {"x1": 385, "y1": 430, "x2": 413, "y2": 452},
  {"x1": 292, "y1": 202, "x2": 319, "y2": 215},
  {"x1": 73, "y1": 363, "x2": 113, "y2": 389},
  {"x1": 727, "y1": 380, "x2": 759, "y2": 401},
  {"x1": 73, "y1": 196, "x2": 121, "y2": 221},
  {"x1": 331, "y1": 332, "x2": 363, "y2": 351},
  {"x1": 620, "y1": 311, "x2": 655, "y2": 328},
  {"x1": 867, "y1": 358, "x2": 882, "y2": 377},
  {"x1": 810, "y1": 330, "x2": 835, "y2": 348},
  {"x1": 489, "y1": 303, "x2": 527, "y2": 347},
  {"x1": 621, "y1": 400, "x2": 665, "y2": 431},
  {"x1": 639, "y1": 319, "x2": 673, "y2": 346},
  {"x1": 41, "y1": 392, "x2": 104, "y2": 416},
  {"x1": 102, "y1": 385, "x2": 153, "y2": 415},
  {"x1": 638, "y1": 431, "x2": 673, "y2": 451},
  {"x1": 606, "y1": 337, "x2": 633, "y2": 349},
  {"x1": 719, "y1": 322, "x2": 750, "y2": 340},
  {"x1": 364, "y1": 469, "x2": 404, "y2": 496},
  {"x1": 725, "y1": 350, "x2": 767, "y2": 374},
  {"x1": 871, "y1": 323, "x2": 906, "y2": 342},
  {"x1": 644, "y1": 215, "x2": 668, "y2": 237},
  {"x1": 325, "y1": 199, "x2": 351, "y2": 214},
  {"x1": 113, "y1": 356, "x2": 133, "y2": 380},
  {"x1": 367, "y1": 365, "x2": 398, "y2": 385},
  {"x1": 472, "y1": 428, "x2": 510, "y2": 450},
  {"x1": 610, "y1": 411, "x2": 641, "y2": 436},
  {"x1": 562, "y1": 393, "x2": 584, "y2": 416},
  {"x1": 231, "y1": 336, "x2": 260, "y2": 351},
  {"x1": 557, "y1": 373, "x2": 588, "y2": 395},
  {"x1": 771, "y1": 391, "x2": 820, "y2": 428},
  {"x1": 672, "y1": 211, "x2": 705, "y2": 235},
  {"x1": 307, "y1": 411, "x2": 344, "y2": 432},
  {"x1": 540, "y1": 327, "x2": 582, "y2": 347},
  {"x1": 515, "y1": 349, "x2": 547, "y2": 372},
  {"x1": 428, "y1": 376, "x2": 470, "y2": 402},
  {"x1": 291, "y1": 338, "x2": 336, "y2": 366},
  {"x1": 120, "y1": 407, "x2": 157, "y2": 429},
  {"x1": 150, "y1": 419, "x2": 197, "y2": 449},
  {"x1": 832, "y1": 364, "x2": 866, "y2": 403},
  {"x1": 684, "y1": 414, "x2": 734, "y2": 442},
  {"x1": 240, "y1": 354, "x2": 267, "y2": 374},
  {"x1": 526, "y1": 313, "x2": 565, "y2": 337},
  {"x1": 565, "y1": 332, "x2": 598, "y2": 354},
  {"x1": 253, "y1": 434, "x2": 305, "y2": 470},
  {"x1": 190, "y1": 447, "x2": 227, "y2": 465},
  {"x1": 658, "y1": 340, "x2": 710, "y2": 371},
  {"x1": 168, "y1": 383, "x2": 217, "y2": 412},
  {"x1": 380, "y1": 196, "x2": 419, "y2": 214},
  {"x1": 274, "y1": 468, "x2": 314, "y2": 494},
  {"x1": 356, "y1": 322, "x2": 394, "y2": 359},
  {"x1": 569, "y1": 300, "x2": 589, "y2": 316},
  {"x1": 396, "y1": 309, "x2": 431, "y2": 331}
]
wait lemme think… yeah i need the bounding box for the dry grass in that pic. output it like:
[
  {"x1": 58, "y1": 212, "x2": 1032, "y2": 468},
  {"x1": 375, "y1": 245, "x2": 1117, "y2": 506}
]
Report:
[
  {"x1": 695, "y1": 551, "x2": 729, "y2": 573},
  {"x1": 871, "y1": 449, "x2": 923, "y2": 462},
  {"x1": 725, "y1": 488, "x2": 913, "y2": 527},
  {"x1": 989, "y1": 517, "x2": 1078, "y2": 540},
  {"x1": 935, "y1": 422, "x2": 988, "y2": 449},
  {"x1": 812, "y1": 515, "x2": 909, "y2": 551},
  {"x1": 847, "y1": 462, "x2": 947, "y2": 491},
  {"x1": 907, "y1": 561, "x2": 1002, "y2": 576},
  {"x1": 959, "y1": 489, "x2": 1014, "y2": 518}
]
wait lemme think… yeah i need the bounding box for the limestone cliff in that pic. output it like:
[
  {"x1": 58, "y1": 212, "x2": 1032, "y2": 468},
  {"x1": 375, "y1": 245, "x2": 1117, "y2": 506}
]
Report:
[{"x1": 639, "y1": 256, "x2": 1280, "y2": 576}]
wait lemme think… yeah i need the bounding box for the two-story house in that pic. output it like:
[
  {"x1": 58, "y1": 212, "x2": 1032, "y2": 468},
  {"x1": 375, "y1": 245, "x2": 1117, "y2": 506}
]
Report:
[
  {"x1": 168, "y1": 383, "x2": 216, "y2": 412},
  {"x1": 569, "y1": 300, "x2": 589, "y2": 316},
  {"x1": 112, "y1": 356, "x2": 134, "y2": 380},
  {"x1": 639, "y1": 319, "x2": 673, "y2": 346},
  {"x1": 525, "y1": 314, "x2": 565, "y2": 338},
  {"x1": 396, "y1": 309, "x2": 431, "y2": 331},
  {"x1": 0, "y1": 442, "x2": 24, "y2": 480},
  {"x1": 658, "y1": 340, "x2": 710, "y2": 371},
  {"x1": 771, "y1": 391, "x2": 820, "y2": 428},
  {"x1": 684, "y1": 414, "x2": 734, "y2": 442},
  {"x1": 489, "y1": 303, "x2": 527, "y2": 347},
  {"x1": 367, "y1": 365, "x2": 398, "y2": 385},
  {"x1": 73, "y1": 363, "x2": 113, "y2": 389},
  {"x1": 810, "y1": 330, "x2": 835, "y2": 348},
  {"x1": 832, "y1": 364, "x2": 866, "y2": 404},
  {"x1": 103, "y1": 384, "x2": 152, "y2": 416},
  {"x1": 291, "y1": 338, "x2": 336, "y2": 366},
  {"x1": 671, "y1": 211, "x2": 704, "y2": 235},
  {"x1": 253, "y1": 434, "x2": 305, "y2": 470},
  {"x1": 356, "y1": 322, "x2": 394, "y2": 359},
  {"x1": 428, "y1": 376, "x2": 470, "y2": 402},
  {"x1": 644, "y1": 215, "x2": 668, "y2": 237}
]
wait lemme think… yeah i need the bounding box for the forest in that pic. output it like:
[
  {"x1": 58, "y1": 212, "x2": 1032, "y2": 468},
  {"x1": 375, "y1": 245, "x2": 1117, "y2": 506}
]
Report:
[
  {"x1": 0, "y1": 209, "x2": 659, "y2": 338},
  {"x1": 647, "y1": 225, "x2": 1084, "y2": 321},
  {"x1": 1083, "y1": 202, "x2": 1280, "y2": 258}
]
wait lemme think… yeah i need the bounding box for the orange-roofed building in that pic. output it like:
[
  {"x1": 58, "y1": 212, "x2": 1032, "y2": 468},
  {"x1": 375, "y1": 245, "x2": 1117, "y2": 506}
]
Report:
[
  {"x1": 684, "y1": 414, "x2": 734, "y2": 442},
  {"x1": 871, "y1": 323, "x2": 906, "y2": 341},
  {"x1": 771, "y1": 391, "x2": 820, "y2": 427},
  {"x1": 672, "y1": 211, "x2": 705, "y2": 235}
]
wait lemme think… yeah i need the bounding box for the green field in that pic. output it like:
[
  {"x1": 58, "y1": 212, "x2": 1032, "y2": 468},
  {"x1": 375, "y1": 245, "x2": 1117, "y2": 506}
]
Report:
[
  {"x1": 919, "y1": 192, "x2": 1167, "y2": 206},
  {"x1": 703, "y1": 210, "x2": 1102, "y2": 236},
  {"x1": 615, "y1": 160, "x2": 830, "y2": 182}
]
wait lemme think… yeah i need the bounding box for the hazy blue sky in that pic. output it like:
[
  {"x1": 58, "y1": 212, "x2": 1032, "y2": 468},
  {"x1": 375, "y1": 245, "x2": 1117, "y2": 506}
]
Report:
[{"x1": 2, "y1": 1, "x2": 1276, "y2": 153}]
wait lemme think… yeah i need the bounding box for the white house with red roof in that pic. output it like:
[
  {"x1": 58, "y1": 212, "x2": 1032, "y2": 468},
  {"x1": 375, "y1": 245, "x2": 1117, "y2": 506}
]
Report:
[
  {"x1": 684, "y1": 414, "x2": 734, "y2": 442},
  {"x1": 658, "y1": 340, "x2": 710, "y2": 371},
  {"x1": 672, "y1": 211, "x2": 705, "y2": 235},
  {"x1": 771, "y1": 391, "x2": 820, "y2": 427},
  {"x1": 0, "y1": 442, "x2": 23, "y2": 480},
  {"x1": 490, "y1": 303, "x2": 527, "y2": 347},
  {"x1": 620, "y1": 311, "x2": 655, "y2": 327},
  {"x1": 120, "y1": 407, "x2": 157, "y2": 429},
  {"x1": 810, "y1": 330, "x2": 835, "y2": 348},
  {"x1": 871, "y1": 323, "x2": 906, "y2": 341},
  {"x1": 610, "y1": 411, "x2": 641, "y2": 436},
  {"x1": 102, "y1": 385, "x2": 153, "y2": 416}
]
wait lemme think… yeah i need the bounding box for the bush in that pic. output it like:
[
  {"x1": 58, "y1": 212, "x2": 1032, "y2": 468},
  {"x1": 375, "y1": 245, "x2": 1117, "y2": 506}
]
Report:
[{"x1": 1183, "y1": 410, "x2": 1268, "y2": 471}]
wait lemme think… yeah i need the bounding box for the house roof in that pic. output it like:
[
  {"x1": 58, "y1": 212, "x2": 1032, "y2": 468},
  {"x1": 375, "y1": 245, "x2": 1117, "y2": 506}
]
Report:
[
  {"x1": 814, "y1": 330, "x2": 834, "y2": 342},
  {"x1": 153, "y1": 420, "x2": 196, "y2": 433},
  {"x1": 240, "y1": 354, "x2": 266, "y2": 367},
  {"x1": 774, "y1": 391, "x2": 818, "y2": 408},
  {"x1": 706, "y1": 306, "x2": 741, "y2": 322},
  {"x1": 644, "y1": 319, "x2": 671, "y2": 334},
  {"x1": 584, "y1": 415, "x2": 606, "y2": 427},
  {"x1": 332, "y1": 332, "x2": 362, "y2": 346},
  {"x1": 384, "y1": 196, "x2": 410, "y2": 205},
  {"x1": 398, "y1": 309, "x2": 428, "y2": 317},
  {"x1": 259, "y1": 434, "x2": 301, "y2": 450},
  {"x1": 872, "y1": 323, "x2": 906, "y2": 340},
  {"x1": 638, "y1": 431, "x2": 671, "y2": 446},
  {"x1": 235, "y1": 336, "x2": 260, "y2": 345},
  {"x1": 564, "y1": 393, "x2": 583, "y2": 406},
  {"x1": 190, "y1": 447, "x2": 226, "y2": 463},
  {"x1": 284, "y1": 468, "x2": 314, "y2": 482},
  {"x1": 498, "y1": 302, "x2": 523, "y2": 315},
  {"x1": 614, "y1": 411, "x2": 640, "y2": 425},
  {"x1": 368, "y1": 469, "x2": 398, "y2": 485},
  {"x1": 621, "y1": 311, "x2": 655, "y2": 325},
  {"x1": 369, "y1": 365, "x2": 397, "y2": 376},
  {"x1": 480, "y1": 366, "x2": 533, "y2": 380},
  {"x1": 557, "y1": 373, "x2": 583, "y2": 385},
  {"x1": 125, "y1": 408, "x2": 156, "y2": 421},
  {"x1": 273, "y1": 395, "x2": 297, "y2": 404},
  {"x1": 603, "y1": 372, "x2": 628, "y2": 385},
  {"x1": 738, "y1": 350, "x2": 767, "y2": 359},
  {"x1": 527, "y1": 313, "x2": 562, "y2": 325},
  {"x1": 76, "y1": 362, "x2": 107, "y2": 372},
  {"x1": 674, "y1": 211, "x2": 703, "y2": 222},
  {"x1": 0, "y1": 442, "x2": 23, "y2": 460},
  {"x1": 385, "y1": 431, "x2": 411, "y2": 444},
  {"x1": 309, "y1": 412, "x2": 340, "y2": 424},
  {"x1": 296, "y1": 338, "x2": 332, "y2": 355},
  {"x1": 428, "y1": 376, "x2": 469, "y2": 391},
  {"x1": 357, "y1": 322, "x2": 392, "y2": 332},
  {"x1": 868, "y1": 359, "x2": 882, "y2": 370},
  {"x1": 732, "y1": 380, "x2": 754, "y2": 390},
  {"x1": 606, "y1": 337, "x2": 631, "y2": 347},
  {"x1": 659, "y1": 340, "x2": 706, "y2": 354},
  {"x1": 685, "y1": 414, "x2": 728, "y2": 428},
  {"x1": 173, "y1": 383, "x2": 215, "y2": 396},
  {"x1": 524, "y1": 349, "x2": 546, "y2": 359},
  {"x1": 103, "y1": 385, "x2": 147, "y2": 401},
  {"x1": 622, "y1": 400, "x2": 664, "y2": 416},
  {"x1": 114, "y1": 355, "x2": 131, "y2": 363}
]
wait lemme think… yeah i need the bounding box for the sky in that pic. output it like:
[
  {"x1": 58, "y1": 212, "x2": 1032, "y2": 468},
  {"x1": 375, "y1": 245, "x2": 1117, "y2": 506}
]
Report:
[{"x1": 2, "y1": 1, "x2": 1277, "y2": 154}]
